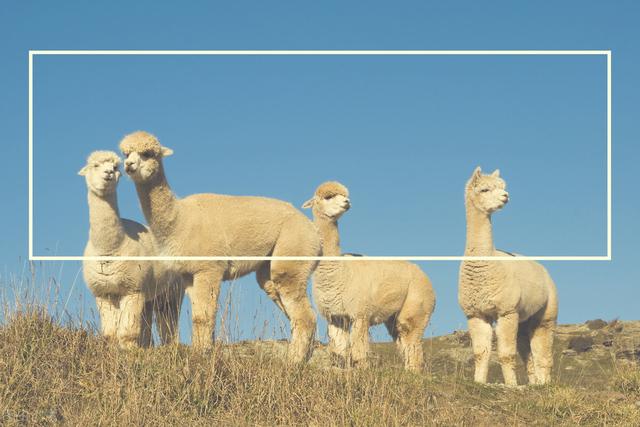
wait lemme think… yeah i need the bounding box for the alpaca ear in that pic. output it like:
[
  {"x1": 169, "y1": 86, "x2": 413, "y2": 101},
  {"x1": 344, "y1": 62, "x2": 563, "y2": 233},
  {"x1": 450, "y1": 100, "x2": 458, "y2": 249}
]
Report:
[
  {"x1": 78, "y1": 166, "x2": 88, "y2": 176},
  {"x1": 301, "y1": 198, "x2": 315, "y2": 209},
  {"x1": 471, "y1": 166, "x2": 482, "y2": 180},
  {"x1": 491, "y1": 169, "x2": 500, "y2": 177},
  {"x1": 161, "y1": 146, "x2": 174, "y2": 157}
]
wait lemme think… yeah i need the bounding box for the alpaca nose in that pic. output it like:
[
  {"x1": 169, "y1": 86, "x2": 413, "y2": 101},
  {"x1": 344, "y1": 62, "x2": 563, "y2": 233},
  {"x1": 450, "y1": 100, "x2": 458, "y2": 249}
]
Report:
[
  {"x1": 343, "y1": 199, "x2": 351, "y2": 209},
  {"x1": 502, "y1": 192, "x2": 509, "y2": 202},
  {"x1": 124, "y1": 159, "x2": 136, "y2": 172}
]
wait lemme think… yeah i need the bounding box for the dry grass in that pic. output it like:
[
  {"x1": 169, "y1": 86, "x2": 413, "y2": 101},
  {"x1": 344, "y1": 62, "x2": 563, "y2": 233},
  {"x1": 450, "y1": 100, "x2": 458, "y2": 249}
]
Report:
[
  {"x1": 613, "y1": 363, "x2": 640, "y2": 397},
  {"x1": 0, "y1": 309, "x2": 638, "y2": 426},
  {"x1": 0, "y1": 267, "x2": 639, "y2": 425}
]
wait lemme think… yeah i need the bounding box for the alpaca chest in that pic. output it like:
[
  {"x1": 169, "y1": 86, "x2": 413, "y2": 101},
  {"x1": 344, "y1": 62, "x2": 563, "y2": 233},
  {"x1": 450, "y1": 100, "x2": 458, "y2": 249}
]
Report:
[
  {"x1": 458, "y1": 263, "x2": 504, "y2": 318},
  {"x1": 312, "y1": 266, "x2": 348, "y2": 318},
  {"x1": 459, "y1": 283, "x2": 498, "y2": 318},
  {"x1": 84, "y1": 261, "x2": 145, "y2": 297},
  {"x1": 313, "y1": 284, "x2": 347, "y2": 317}
]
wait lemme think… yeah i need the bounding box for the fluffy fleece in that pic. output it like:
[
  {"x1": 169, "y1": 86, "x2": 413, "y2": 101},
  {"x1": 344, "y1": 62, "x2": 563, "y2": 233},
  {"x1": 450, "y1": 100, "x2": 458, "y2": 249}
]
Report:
[
  {"x1": 458, "y1": 167, "x2": 558, "y2": 386},
  {"x1": 303, "y1": 181, "x2": 435, "y2": 371},
  {"x1": 80, "y1": 151, "x2": 183, "y2": 348},
  {"x1": 120, "y1": 131, "x2": 321, "y2": 363}
]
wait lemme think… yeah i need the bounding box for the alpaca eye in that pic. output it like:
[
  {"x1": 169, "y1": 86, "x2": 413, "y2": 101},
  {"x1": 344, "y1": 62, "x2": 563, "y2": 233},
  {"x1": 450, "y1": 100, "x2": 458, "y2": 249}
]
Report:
[
  {"x1": 480, "y1": 188, "x2": 490, "y2": 193},
  {"x1": 324, "y1": 195, "x2": 334, "y2": 200}
]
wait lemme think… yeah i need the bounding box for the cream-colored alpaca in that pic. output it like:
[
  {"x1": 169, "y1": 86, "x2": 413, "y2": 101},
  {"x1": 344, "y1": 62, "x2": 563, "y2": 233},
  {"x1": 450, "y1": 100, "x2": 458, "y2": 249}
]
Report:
[
  {"x1": 80, "y1": 151, "x2": 183, "y2": 348},
  {"x1": 459, "y1": 167, "x2": 558, "y2": 386},
  {"x1": 303, "y1": 182, "x2": 435, "y2": 371},
  {"x1": 119, "y1": 131, "x2": 321, "y2": 363}
]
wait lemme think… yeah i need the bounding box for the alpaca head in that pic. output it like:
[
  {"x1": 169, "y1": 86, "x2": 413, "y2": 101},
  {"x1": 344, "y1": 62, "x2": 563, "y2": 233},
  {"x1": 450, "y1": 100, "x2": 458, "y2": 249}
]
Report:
[
  {"x1": 78, "y1": 151, "x2": 121, "y2": 197},
  {"x1": 119, "y1": 131, "x2": 173, "y2": 183},
  {"x1": 465, "y1": 166, "x2": 509, "y2": 214},
  {"x1": 302, "y1": 181, "x2": 351, "y2": 221}
]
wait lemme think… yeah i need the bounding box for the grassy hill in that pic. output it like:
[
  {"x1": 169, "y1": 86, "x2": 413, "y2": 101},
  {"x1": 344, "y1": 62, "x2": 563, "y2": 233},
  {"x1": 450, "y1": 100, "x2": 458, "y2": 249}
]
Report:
[{"x1": 1, "y1": 309, "x2": 638, "y2": 425}]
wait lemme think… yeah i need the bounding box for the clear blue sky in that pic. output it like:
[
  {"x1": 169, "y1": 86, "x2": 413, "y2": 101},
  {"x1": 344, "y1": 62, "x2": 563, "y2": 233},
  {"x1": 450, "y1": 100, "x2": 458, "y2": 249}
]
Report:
[{"x1": 1, "y1": 1, "x2": 638, "y2": 342}]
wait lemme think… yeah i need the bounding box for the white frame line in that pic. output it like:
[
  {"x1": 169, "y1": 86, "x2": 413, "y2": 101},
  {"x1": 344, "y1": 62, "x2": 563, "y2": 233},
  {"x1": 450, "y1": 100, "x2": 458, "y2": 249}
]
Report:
[
  {"x1": 28, "y1": 50, "x2": 612, "y2": 262},
  {"x1": 30, "y1": 256, "x2": 611, "y2": 262}
]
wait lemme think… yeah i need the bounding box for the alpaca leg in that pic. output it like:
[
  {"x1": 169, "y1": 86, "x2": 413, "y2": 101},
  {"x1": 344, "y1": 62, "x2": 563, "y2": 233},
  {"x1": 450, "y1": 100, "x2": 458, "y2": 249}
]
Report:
[
  {"x1": 269, "y1": 262, "x2": 317, "y2": 363},
  {"x1": 96, "y1": 296, "x2": 119, "y2": 340},
  {"x1": 187, "y1": 270, "x2": 223, "y2": 350},
  {"x1": 394, "y1": 314, "x2": 427, "y2": 372},
  {"x1": 156, "y1": 285, "x2": 185, "y2": 345},
  {"x1": 350, "y1": 318, "x2": 370, "y2": 369},
  {"x1": 397, "y1": 327, "x2": 425, "y2": 372},
  {"x1": 276, "y1": 283, "x2": 317, "y2": 364},
  {"x1": 530, "y1": 283, "x2": 558, "y2": 385},
  {"x1": 517, "y1": 321, "x2": 536, "y2": 384},
  {"x1": 117, "y1": 293, "x2": 146, "y2": 349},
  {"x1": 496, "y1": 312, "x2": 519, "y2": 386},
  {"x1": 328, "y1": 316, "x2": 351, "y2": 367},
  {"x1": 387, "y1": 315, "x2": 426, "y2": 371},
  {"x1": 394, "y1": 292, "x2": 431, "y2": 372},
  {"x1": 468, "y1": 317, "x2": 493, "y2": 383},
  {"x1": 530, "y1": 320, "x2": 555, "y2": 384},
  {"x1": 140, "y1": 299, "x2": 154, "y2": 348},
  {"x1": 256, "y1": 262, "x2": 286, "y2": 314}
]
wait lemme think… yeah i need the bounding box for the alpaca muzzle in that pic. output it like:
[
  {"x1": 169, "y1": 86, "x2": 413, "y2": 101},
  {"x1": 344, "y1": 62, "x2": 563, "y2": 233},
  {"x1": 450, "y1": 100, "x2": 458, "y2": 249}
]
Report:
[{"x1": 124, "y1": 162, "x2": 137, "y2": 174}]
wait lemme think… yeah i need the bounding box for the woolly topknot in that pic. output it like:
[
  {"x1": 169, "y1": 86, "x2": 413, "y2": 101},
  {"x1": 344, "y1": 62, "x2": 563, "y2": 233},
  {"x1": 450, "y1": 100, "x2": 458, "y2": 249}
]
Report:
[
  {"x1": 86, "y1": 150, "x2": 121, "y2": 166},
  {"x1": 315, "y1": 181, "x2": 349, "y2": 199},
  {"x1": 119, "y1": 131, "x2": 162, "y2": 156},
  {"x1": 466, "y1": 167, "x2": 504, "y2": 192}
]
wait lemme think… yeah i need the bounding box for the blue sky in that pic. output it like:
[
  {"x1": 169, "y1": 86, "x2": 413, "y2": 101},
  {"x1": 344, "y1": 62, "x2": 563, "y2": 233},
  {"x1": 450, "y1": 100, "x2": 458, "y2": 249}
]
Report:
[{"x1": 1, "y1": 1, "x2": 638, "y2": 342}]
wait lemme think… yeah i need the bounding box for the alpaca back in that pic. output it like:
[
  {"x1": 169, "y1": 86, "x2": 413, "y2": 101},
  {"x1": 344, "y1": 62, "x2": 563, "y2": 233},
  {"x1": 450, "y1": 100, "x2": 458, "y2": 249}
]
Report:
[
  {"x1": 166, "y1": 194, "x2": 310, "y2": 256},
  {"x1": 342, "y1": 260, "x2": 419, "y2": 324}
]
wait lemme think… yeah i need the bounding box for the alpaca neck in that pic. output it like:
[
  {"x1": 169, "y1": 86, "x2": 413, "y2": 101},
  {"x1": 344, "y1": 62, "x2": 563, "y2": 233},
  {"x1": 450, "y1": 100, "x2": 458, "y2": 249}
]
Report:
[
  {"x1": 464, "y1": 198, "x2": 495, "y2": 257},
  {"x1": 313, "y1": 215, "x2": 345, "y2": 303},
  {"x1": 314, "y1": 215, "x2": 342, "y2": 257},
  {"x1": 87, "y1": 190, "x2": 125, "y2": 253},
  {"x1": 135, "y1": 169, "x2": 178, "y2": 240}
]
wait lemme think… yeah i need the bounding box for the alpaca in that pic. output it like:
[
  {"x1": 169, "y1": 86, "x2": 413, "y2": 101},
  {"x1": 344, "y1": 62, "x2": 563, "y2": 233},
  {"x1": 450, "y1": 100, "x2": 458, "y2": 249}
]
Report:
[
  {"x1": 302, "y1": 181, "x2": 435, "y2": 371},
  {"x1": 119, "y1": 131, "x2": 321, "y2": 363},
  {"x1": 459, "y1": 167, "x2": 558, "y2": 386},
  {"x1": 80, "y1": 151, "x2": 183, "y2": 348}
]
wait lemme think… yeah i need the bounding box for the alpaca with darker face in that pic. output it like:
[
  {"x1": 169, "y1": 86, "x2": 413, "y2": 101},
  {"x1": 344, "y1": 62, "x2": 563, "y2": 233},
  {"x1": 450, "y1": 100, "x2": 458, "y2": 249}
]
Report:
[{"x1": 303, "y1": 181, "x2": 435, "y2": 371}]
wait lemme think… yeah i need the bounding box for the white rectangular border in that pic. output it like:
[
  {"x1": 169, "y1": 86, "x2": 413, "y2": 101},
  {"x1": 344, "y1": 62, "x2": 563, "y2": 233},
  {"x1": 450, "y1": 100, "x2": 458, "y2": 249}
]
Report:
[{"x1": 29, "y1": 50, "x2": 612, "y2": 262}]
